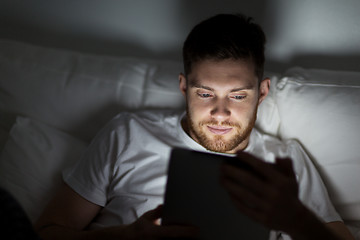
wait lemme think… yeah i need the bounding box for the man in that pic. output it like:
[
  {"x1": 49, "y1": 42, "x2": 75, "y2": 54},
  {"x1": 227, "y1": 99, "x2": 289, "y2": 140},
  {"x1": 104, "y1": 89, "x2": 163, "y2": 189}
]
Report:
[{"x1": 35, "y1": 14, "x2": 354, "y2": 240}]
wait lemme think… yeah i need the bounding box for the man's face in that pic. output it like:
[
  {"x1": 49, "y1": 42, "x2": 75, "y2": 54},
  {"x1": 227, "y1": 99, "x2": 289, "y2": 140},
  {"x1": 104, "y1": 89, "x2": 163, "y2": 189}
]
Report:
[{"x1": 179, "y1": 59, "x2": 269, "y2": 154}]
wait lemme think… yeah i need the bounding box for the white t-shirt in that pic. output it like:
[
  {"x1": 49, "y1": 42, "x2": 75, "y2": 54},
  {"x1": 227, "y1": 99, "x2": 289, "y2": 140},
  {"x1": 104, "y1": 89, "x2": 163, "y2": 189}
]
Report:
[{"x1": 63, "y1": 110, "x2": 341, "y2": 238}]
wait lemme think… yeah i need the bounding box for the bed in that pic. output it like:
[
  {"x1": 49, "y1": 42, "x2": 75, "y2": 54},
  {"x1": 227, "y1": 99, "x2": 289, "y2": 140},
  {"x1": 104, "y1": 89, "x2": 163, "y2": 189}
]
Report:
[{"x1": 0, "y1": 38, "x2": 359, "y2": 239}]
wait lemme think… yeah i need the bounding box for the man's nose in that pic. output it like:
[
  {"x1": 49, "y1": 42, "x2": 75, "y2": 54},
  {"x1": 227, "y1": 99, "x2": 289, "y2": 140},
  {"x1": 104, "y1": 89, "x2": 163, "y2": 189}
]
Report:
[{"x1": 210, "y1": 99, "x2": 231, "y2": 122}]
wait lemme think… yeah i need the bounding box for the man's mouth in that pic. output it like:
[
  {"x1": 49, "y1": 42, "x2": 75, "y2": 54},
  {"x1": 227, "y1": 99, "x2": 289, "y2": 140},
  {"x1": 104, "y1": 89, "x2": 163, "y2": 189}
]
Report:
[{"x1": 207, "y1": 125, "x2": 233, "y2": 135}]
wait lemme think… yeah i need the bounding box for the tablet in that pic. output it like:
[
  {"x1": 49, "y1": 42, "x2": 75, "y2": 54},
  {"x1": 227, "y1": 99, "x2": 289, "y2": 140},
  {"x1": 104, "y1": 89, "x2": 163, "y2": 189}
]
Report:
[{"x1": 162, "y1": 147, "x2": 269, "y2": 240}]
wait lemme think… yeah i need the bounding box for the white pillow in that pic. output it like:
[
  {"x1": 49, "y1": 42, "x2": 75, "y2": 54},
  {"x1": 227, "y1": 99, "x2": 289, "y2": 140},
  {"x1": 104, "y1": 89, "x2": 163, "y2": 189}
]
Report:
[
  {"x1": 0, "y1": 39, "x2": 281, "y2": 142},
  {"x1": 0, "y1": 39, "x2": 184, "y2": 142},
  {"x1": 0, "y1": 117, "x2": 87, "y2": 222},
  {"x1": 276, "y1": 67, "x2": 360, "y2": 224}
]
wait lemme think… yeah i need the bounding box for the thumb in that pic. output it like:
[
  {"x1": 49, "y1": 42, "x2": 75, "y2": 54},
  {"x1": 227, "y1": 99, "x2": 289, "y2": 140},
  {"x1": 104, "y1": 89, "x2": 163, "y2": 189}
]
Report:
[{"x1": 142, "y1": 205, "x2": 163, "y2": 222}]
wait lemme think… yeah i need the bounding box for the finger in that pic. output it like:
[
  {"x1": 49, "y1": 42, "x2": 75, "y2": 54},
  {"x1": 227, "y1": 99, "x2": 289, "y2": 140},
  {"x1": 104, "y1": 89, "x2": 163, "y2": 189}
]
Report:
[{"x1": 141, "y1": 205, "x2": 163, "y2": 221}]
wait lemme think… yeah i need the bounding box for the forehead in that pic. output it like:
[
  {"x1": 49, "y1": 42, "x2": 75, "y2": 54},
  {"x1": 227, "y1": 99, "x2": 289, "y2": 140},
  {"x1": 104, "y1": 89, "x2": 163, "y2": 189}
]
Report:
[{"x1": 187, "y1": 59, "x2": 258, "y2": 89}]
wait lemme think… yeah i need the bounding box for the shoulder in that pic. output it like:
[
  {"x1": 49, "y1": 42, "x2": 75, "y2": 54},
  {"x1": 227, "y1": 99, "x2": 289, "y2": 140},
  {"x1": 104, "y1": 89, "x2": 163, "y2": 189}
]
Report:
[
  {"x1": 93, "y1": 109, "x2": 184, "y2": 144},
  {"x1": 95, "y1": 109, "x2": 181, "y2": 134},
  {"x1": 109, "y1": 109, "x2": 183, "y2": 126},
  {"x1": 251, "y1": 129, "x2": 316, "y2": 180},
  {"x1": 249, "y1": 128, "x2": 308, "y2": 164}
]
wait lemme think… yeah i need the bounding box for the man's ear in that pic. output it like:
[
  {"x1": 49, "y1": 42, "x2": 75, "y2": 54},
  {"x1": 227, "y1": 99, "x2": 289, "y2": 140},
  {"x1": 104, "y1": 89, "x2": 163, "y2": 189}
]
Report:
[
  {"x1": 179, "y1": 73, "x2": 187, "y2": 97},
  {"x1": 258, "y1": 77, "x2": 270, "y2": 105}
]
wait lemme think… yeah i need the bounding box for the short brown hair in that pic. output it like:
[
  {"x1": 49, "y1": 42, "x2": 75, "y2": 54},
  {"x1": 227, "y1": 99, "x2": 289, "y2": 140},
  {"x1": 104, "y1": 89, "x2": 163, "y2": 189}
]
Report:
[{"x1": 183, "y1": 13, "x2": 266, "y2": 81}]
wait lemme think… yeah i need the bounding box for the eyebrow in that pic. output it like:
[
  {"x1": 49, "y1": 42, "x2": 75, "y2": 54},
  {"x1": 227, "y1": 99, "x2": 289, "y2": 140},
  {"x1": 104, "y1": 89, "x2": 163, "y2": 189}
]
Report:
[{"x1": 189, "y1": 82, "x2": 255, "y2": 92}]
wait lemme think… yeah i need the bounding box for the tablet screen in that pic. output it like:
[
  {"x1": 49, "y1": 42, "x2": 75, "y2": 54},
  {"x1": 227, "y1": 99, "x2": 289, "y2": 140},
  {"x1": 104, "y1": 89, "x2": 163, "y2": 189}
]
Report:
[{"x1": 162, "y1": 147, "x2": 269, "y2": 240}]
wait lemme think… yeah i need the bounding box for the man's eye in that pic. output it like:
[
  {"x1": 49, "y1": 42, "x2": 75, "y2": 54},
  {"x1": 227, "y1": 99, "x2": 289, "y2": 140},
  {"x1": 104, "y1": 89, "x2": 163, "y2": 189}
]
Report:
[
  {"x1": 198, "y1": 93, "x2": 212, "y2": 98},
  {"x1": 232, "y1": 95, "x2": 246, "y2": 100}
]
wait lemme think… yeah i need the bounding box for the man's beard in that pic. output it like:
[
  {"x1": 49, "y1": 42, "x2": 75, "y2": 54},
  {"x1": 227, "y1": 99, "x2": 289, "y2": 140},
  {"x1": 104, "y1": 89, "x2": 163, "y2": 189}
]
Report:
[{"x1": 186, "y1": 107, "x2": 257, "y2": 153}]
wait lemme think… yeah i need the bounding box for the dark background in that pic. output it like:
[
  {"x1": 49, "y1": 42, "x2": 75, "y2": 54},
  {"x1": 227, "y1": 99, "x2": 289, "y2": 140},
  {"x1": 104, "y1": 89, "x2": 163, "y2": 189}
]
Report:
[{"x1": 1, "y1": 0, "x2": 359, "y2": 72}]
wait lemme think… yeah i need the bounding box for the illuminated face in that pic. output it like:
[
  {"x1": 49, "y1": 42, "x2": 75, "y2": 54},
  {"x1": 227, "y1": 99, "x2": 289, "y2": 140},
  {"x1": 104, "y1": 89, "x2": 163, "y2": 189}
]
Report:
[{"x1": 179, "y1": 59, "x2": 269, "y2": 154}]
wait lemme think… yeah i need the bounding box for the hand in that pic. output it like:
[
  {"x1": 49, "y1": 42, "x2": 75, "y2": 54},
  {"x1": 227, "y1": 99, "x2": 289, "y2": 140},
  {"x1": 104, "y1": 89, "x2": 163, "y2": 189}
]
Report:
[
  {"x1": 220, "y1": 152, "x2": 304, "y2": 233},
  {"x1": 123, "y1": 205, "x2": 199, "y2": 240}
]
